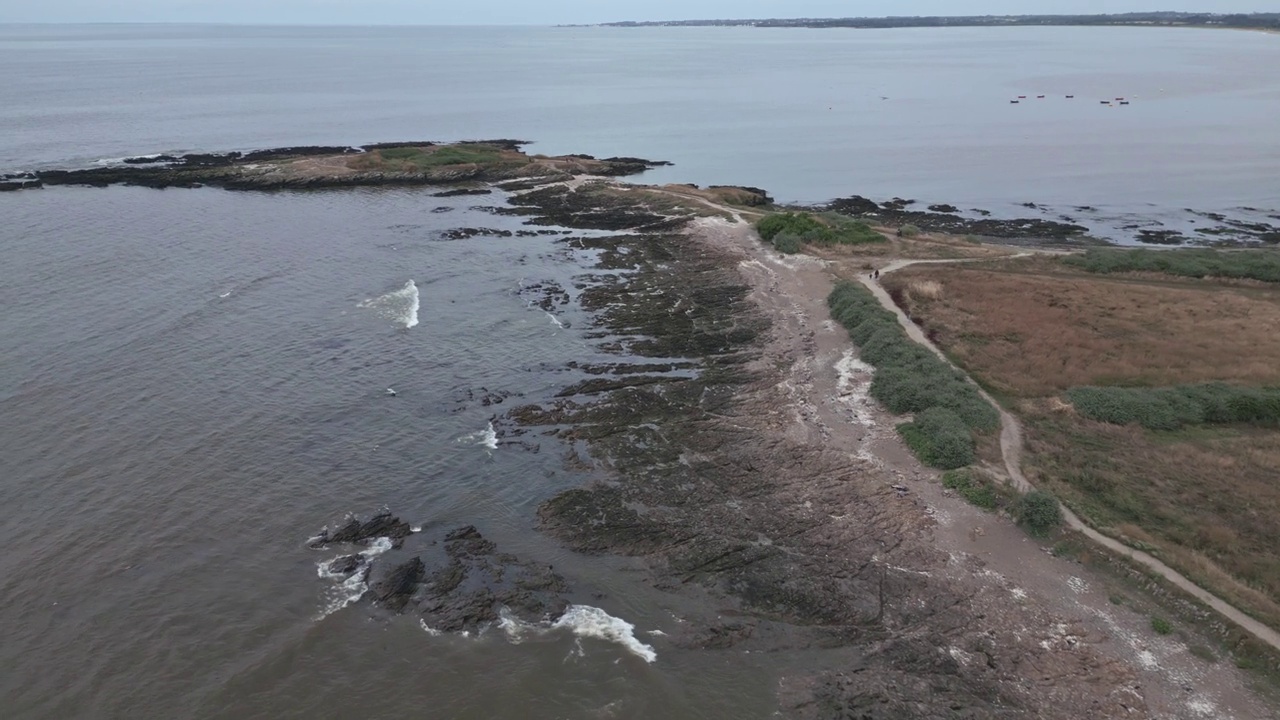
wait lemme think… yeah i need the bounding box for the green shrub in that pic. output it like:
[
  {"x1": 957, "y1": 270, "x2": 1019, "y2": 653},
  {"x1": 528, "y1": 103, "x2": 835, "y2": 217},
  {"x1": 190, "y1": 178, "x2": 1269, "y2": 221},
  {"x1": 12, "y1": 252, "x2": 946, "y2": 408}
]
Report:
[
  {"x1": 898, "y1": 224, "x2": 921, "y2": 238},
  {"x1": 1150, "y1": 616, "x2": 1173, "y2": 635},
  {"x1": 1014, "y1": 490, "x2": 1062, "y2": 537},
  {"x1": 1066, "y1": 383, "x2": 1280, "y2": 430},
  {"x1": 941, "y1": 469, "x2": 999, "y2": 509},
  {"x1": 898, "y1": 407, "x2": 975, "y2": 470},
  {"x1": 826, "y1": 281, "x2": 999, "y2": 468},
  {"x1": 772, "y1": 232, "x2": 802, "y2": 254},
  {"x1": 756, "y1": 212, "x2": 886, "y2": 249},
  {"x1": 757, "y1": 212, "x2": 825, "y2": 242},
  {"x1": 1063, "y1": 248, "x2": 1280, "y2": 284}
]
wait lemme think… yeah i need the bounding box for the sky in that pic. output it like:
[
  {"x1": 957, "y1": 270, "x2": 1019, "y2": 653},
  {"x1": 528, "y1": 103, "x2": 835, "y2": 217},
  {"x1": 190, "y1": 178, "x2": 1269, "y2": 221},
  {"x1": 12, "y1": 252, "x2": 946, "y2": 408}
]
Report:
[{"x1": 0, "y1": 1, "x2": 1273, "y2": 25}]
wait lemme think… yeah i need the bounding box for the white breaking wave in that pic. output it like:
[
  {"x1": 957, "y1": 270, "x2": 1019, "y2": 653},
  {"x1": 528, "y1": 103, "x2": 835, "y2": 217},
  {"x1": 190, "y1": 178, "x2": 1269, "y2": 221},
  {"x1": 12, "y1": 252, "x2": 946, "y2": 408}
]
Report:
[
  {"x1": 496, "y1": 605, "x2": 657, "y2": 663},
  {"x1": 458, "y1": 421, "x2": 499, "y2": 450},
  {"x1": 546, "y1": 312, "x2": 564, "y2": 329},
  {"x1": 315, "y1": 537, "x2": 395, "y2": 619},
  {"x1": 358, "y1": 280, "x2": 419, "y2": 329}
]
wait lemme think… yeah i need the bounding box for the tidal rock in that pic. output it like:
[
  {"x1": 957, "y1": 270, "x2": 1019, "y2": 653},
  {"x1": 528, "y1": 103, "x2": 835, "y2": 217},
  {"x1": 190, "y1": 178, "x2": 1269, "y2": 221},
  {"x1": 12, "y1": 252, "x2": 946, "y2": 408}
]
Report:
[{"x1": 367, "y1": 557, "x2": 426, "y2": 611}]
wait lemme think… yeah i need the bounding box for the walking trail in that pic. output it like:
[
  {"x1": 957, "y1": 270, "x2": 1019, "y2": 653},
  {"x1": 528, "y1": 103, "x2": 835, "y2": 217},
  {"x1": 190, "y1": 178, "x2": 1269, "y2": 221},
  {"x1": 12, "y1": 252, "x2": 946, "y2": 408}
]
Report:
[{"x1": 863, "y1": 256, "x2": 1280, "y2": 654}]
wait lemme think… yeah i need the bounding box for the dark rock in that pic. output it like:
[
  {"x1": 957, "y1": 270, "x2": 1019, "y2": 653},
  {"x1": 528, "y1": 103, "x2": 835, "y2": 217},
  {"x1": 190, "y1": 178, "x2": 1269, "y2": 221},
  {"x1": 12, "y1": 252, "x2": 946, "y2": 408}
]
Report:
[
  {"x1": 827, "y1": 195, "x2": 880, "y2": 214},
  {"x1": 328, "y1": 554, "x2": 364, "y2": 576},
  {"x1": 928, "y1": 204, "x2": 959, "y2": 213},
  {"x1": 827, "y1": 196, "x2": 1087, "y2": 241},
  {"x1": 432, "y1": 187, "x2": 493, "y2": 197},
  {"x1": 367, "y1": 557, "x2": 425, "y2": 611},
  {"x1": 122, "y1": 154, "x2": 180, "y2": 164},
  {"x1": 357, "y1": 512, "x2": 414, "y2": 542},
  {"x1": 1135, "y1": 229, "x2": 1186, "y2": 245},
  {"x1": 430, "y1": 206, "x2": 455, "y2": 213},
  {"x1": 438, "y1": 227, "x2": 514, "y2": 241},
  {"x1": 315, "y1": 511, "x2": 413, "y2": 546}
]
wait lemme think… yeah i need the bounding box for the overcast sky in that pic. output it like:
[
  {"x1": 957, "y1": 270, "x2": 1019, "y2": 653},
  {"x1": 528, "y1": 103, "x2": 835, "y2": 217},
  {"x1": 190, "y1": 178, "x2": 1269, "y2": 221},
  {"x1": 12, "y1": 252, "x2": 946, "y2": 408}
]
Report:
[{"x1": 1, "y1": 1, "x2": 1272, "y2": 25}]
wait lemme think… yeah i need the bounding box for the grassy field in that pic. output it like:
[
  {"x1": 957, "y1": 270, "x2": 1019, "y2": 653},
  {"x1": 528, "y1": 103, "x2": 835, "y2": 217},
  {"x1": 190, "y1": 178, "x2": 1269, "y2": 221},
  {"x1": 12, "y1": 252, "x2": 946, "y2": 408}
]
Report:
[
  {"x1": 348, "y1": 144, "x2": 526, "y2": 172},
  {"x1": 882, "y1": 254, "x2": 1280, "y2": 629}
]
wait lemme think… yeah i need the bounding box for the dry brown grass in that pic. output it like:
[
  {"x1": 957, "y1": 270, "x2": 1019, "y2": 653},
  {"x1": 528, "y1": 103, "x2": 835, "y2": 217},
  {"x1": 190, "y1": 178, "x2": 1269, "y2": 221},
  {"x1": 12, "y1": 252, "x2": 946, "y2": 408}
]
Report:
[
  {"x1": 908, "y1": 279, "x2": 944, "y2": 301},
  {"x1": 887, "y1": 259, "x2": 1280, "y2": 629},
  {"x1": 885, "y1": 264, "x2": 1280, "y2": 397}
]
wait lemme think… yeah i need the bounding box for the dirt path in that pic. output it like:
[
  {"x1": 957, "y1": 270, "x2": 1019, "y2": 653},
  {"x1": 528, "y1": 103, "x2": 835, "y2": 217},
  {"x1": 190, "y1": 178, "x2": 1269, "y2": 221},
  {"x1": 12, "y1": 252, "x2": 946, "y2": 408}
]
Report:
[{"x1": 866, "y1": 258, "x2": 1280, "y2": 655}]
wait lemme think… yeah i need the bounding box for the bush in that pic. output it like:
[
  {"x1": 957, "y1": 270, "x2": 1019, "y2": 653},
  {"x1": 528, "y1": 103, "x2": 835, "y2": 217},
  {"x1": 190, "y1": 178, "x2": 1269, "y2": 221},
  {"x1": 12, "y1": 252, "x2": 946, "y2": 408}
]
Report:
[
  {"x1": 772, "y1": 232, "x2": 802, "y2": 254},
  {"x1": 1151, "y1": 616, "x2": 1173, "y2": 635},
  {"x1": 1063, "y1": 248, "x2": 1280, "y2": 284},
  {"x1": 941, "y1": 469, "x2": 999, "y2": 509},
  {"x1": 898, "y1": 224, "x2": 921, "y2": 238},
  {"x1": 826, "y1": 281, "x2": 999, "y2": 468},
  {"x1": 1065, "y1": 383, "x2": 1280, "y2": 430},
  {"x1": 756, "y1": 212, "x2": 886, "y2": 249},
  {"x1": 757, "y1": 212, "x2": 825, "y2": 242},
  {"x1": 899, "y1": 407, "x2": 975, "y2": 469},
  {"x1": 1015, "y1": 490, "x2": 1063, "y2": 537}
]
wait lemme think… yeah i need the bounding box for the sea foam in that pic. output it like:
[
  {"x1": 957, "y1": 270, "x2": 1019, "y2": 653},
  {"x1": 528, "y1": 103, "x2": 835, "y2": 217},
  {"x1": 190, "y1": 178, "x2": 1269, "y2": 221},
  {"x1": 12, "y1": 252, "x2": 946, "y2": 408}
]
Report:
[
  {"x1": 496, "y1": 605, "x2": 657, "y2": 663},
  {"x1": 358, "y1": 280, "x2": 420, "y2": 329},
  {"x1": 458, "y1": 421, "x2": 499, "y2": 450},
  {"x1": 315, "y1": 536, "x2": 395, "y2": 619}
]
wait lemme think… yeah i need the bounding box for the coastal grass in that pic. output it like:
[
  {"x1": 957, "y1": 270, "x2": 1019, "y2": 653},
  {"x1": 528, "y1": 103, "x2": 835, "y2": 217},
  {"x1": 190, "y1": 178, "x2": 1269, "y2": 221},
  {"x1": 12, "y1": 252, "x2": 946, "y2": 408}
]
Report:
[
  {"x1": 884, "y1": 261, "x2": 1280, "y2": 630},
  {"x1": 1066, "y1": 383, "x2": 1280, "y2": 431},
  {"x1": 757, "y1": 211, "x2": 885, "y2": 253},
  {"x1": 940, "y1": 468, "x2": 1004, "y2": 510},
  {"x1": 1064, "y1": 247, "x2": 1280, "y2": 284},
  {"x1": 351, "y1": 144, "x2": 524, "y2": 172},
  {"x1": 881, "y1": 264, "x2": 1280, "y2": 396},
  {"x1": 827, "y1": 281, "x2": 997, "y2": 469}
]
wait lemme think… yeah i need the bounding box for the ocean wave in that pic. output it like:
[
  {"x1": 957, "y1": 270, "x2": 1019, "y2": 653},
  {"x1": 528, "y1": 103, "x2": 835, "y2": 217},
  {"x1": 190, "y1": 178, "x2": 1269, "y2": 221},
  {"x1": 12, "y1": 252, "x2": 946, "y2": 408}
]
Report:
[
  {"x1": 315, "y1": 536, "x2": 395, "y2": 619},
  {"x1": 496, "y1": 605, "x2": 657, "y2": 663},
  {"x1": 358, "y1": 280, "x2": 419, "y2": 329},
  {"x1": 457, "y1": 421, "x2": 498, "y2": 450}
]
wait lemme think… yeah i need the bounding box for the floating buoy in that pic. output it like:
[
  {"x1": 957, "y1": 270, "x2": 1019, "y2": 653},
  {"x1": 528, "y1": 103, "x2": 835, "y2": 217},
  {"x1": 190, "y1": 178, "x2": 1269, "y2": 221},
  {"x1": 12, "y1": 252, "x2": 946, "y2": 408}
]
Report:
[
  {"x1": 1066, "y1": 95, "x2": 1075, "y2": 99},
  {"x1": 1120, "y1": 101, "x2": 1130, "y2": 105},
  {"x1": 1018, "y1": 95, "x2": 1026, "y2": 99},
  {"x1": 1010, "y1": 100, "x2": 1020, "y2": 104},
  {"x1": 1037, "y1": 95, "x2": 1046, "y2": 99},
  {"x1": 1100, "y1": 100, "x2": 1110, "y2": 104}
]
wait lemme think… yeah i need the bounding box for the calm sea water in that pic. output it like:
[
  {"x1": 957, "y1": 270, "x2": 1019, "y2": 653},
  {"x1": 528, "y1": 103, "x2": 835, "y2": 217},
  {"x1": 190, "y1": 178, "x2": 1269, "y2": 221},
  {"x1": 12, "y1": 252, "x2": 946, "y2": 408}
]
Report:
[{"x1": 2, "y1": 24, "x2": 1279, "y2": 720}]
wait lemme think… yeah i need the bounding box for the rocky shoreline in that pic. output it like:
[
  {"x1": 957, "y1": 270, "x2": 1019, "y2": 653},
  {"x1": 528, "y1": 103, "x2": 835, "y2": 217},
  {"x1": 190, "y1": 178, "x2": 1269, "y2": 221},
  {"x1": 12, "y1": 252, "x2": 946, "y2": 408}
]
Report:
[
  {"x1": 491, "y1": 182, "x2": 1181, "y2": 717},
  {"x1": 0, "y1": 140, "x2": 670, "y2": 192},
  {"x1": 7, "y1": 141, "x2": 1278, "y2": 245}
]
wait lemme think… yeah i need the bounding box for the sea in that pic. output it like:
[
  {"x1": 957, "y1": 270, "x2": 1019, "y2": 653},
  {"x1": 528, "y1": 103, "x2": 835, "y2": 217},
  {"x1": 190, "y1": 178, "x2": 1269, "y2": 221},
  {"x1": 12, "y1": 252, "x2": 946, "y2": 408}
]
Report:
[{"x1": 2, "y1": 23, "x2": 1279, "y2": 719}]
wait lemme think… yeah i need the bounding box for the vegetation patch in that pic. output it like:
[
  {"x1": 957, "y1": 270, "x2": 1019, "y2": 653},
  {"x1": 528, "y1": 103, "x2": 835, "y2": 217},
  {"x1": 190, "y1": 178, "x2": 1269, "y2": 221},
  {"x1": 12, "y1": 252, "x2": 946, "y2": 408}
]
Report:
[
  {"x1": 351, "y1": 144, "x2": 523, "y2": 173},
  {"x1": 1066, "y1": 383, "x2": 1280, "y2": 431},
  {"x1": 1064, "y1": 247, "x2": 1280, "y2": 283},
  {"x1": 940, "y1": 468, "x2": 1002, "y2": 510},
  {"x1": 1014, "y1": 490, "x2": 1063, "y2": 537},
  {"x1": 827, "y1": 281, "x2": 997, "y2": 468},
  {"x1": 1150, "y1": 616, "x2": 1174, "y2": 635},
  {"x1": 899, "y1": 408, "x2": 975, "y2": 470},
  {"x1": 757, "y1": 211, "x2": 885, "y2": 253}
]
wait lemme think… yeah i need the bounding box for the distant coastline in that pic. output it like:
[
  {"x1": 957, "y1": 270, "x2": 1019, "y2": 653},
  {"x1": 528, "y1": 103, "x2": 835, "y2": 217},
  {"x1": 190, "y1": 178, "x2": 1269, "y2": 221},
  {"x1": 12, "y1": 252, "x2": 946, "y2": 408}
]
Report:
[{"x1": 593, "y1": 12, "x2": 1280, "y2": 32}]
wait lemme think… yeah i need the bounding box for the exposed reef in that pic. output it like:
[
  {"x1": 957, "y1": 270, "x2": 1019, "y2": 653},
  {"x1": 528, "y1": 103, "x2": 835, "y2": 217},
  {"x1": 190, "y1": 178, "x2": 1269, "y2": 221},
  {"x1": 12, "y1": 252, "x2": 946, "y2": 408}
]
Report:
[
  {"x1": 311, "y1": 513, "x2": 571, "y2": 632},
  {"x1": 5, "y1": 141, "x2": 670, "y2": 192}
]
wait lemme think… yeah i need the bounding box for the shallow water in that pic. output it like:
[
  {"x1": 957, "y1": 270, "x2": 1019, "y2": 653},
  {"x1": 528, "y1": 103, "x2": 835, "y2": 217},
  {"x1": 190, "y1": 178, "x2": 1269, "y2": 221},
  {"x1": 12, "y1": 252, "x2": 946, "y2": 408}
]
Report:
[
  {"x1": 2, "y1": 23, "x2": 1279, "y2": 719},
  {"x1": 0, "y1": 185, "x2": 801, "y2": 718}
]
